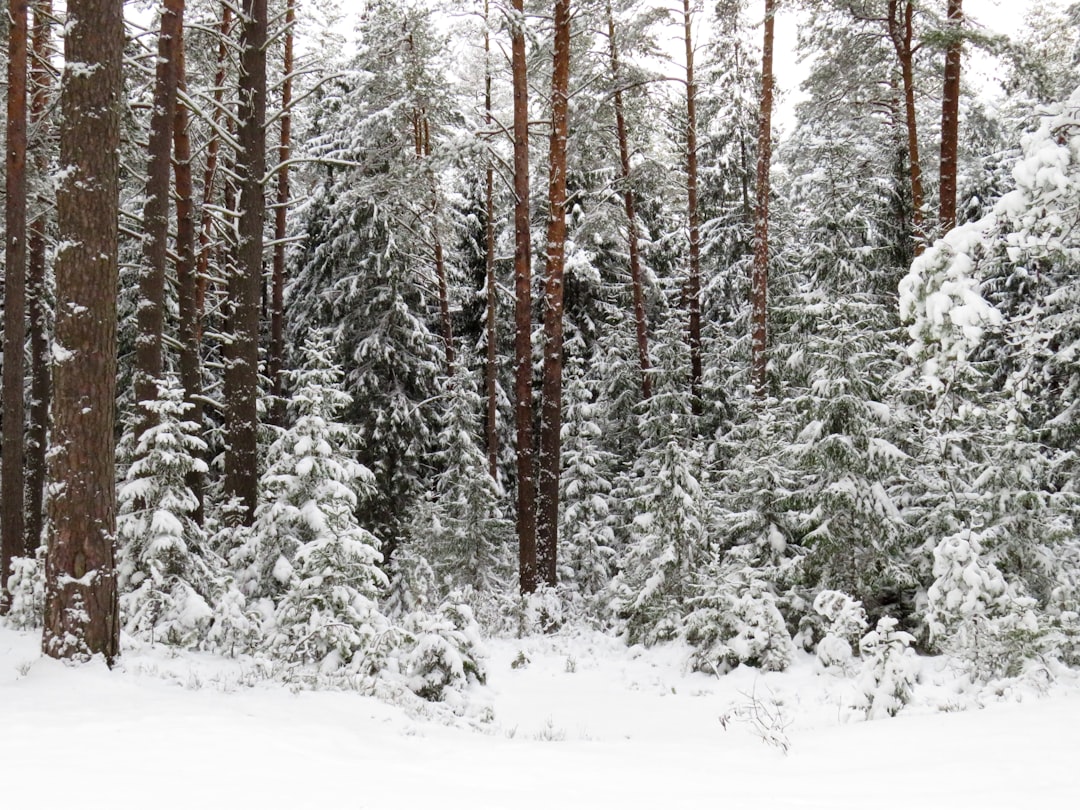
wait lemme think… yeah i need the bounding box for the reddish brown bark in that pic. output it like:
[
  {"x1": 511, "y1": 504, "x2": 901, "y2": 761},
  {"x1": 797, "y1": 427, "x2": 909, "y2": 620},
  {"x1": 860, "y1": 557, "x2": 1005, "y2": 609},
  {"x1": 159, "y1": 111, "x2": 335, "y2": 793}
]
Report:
[
  {"x1": 269, "y1": 0, "x2": 295, "y2": 427},
  {"x1": 536, "y1": 0, "x2": 573, "y2": 590},
  {"x1": 224, "y1": 0, "x2": 268, "y2": 525},
  {"x1": 136, "y1": 0, "x2": 186, "y2": 438},
  {"x1": 484, "y1": 0, "x2": 499, "y2": 479},
  {"x1": 682, "y1": 0, "x2": 702, "y2": 413},
  {"x1": 2, "y1": 0, "x2": 29, "y2": 605},
  {"x1": 25, "y1": 0, "x2": 53, "y2": 555},
  {"x1": 43, "y1": 0, "x2": 124, "y2": 663},
  {"x1": 939, "y1": 0, "x2": 963, "y2": 233},
  {"x1": 887, "y1": 0, "x2": 925, "y2": 248},
  {"x1": 173, "y1": 22, "x2": 204, "y2": 524},
  {"x1": 511, "y1": 0, "x2": 537, "y2": 595},
  {"x1": 750, "y1": 0, "x2": 775, "y2": 397},
  {"x1": 607, "y1": 1, "x2": 651, "y2": 401}
]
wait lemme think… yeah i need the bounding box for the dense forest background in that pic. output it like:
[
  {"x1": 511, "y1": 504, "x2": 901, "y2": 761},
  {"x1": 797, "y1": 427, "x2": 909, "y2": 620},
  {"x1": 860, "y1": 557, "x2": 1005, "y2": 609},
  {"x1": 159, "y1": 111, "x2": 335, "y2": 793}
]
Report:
[{"x1": 1, "y1": 0, "x2": 1079, "y2": 710}]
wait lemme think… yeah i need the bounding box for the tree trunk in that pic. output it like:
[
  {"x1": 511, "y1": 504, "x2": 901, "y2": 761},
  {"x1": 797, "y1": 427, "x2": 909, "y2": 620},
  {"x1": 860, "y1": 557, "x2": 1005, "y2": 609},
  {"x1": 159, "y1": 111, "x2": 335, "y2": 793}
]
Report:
[
  {"x1": 422, "y1": 121, "x2": 456, "y2": 375},
  {"x1": 2, "y1": 0, "x2": 29, "y2": 607},
  {"x1": 682, "y1": 0, "x2": 702, "y2": 413},
  {"x1": 607, "y1": 1, "x2": 651, "y2": 401},
  {"x1": 939, "y1": 0, "x2": 963, "y2": 233},
  {"x1": 536, "y1": 0, "x2": 573, "y2": 590},
  {"x1": 484, "y1": 0, "x2": 499, "y2": 480},
  {"x1": 135, "y1": 0, "x2": 186, "y2": 438},
  {"x1": 224, "y1": 0, "x2": 267, "y2": 525},
  {"x1": 196, "y1": 4, "x2": 233, "y2": 343},
  {"x1": 25, "y1": 0, "x2": 53, "y2": 556},
  {"x1": 511, "y1": 0, "x2": 537, "y2": 595},
  {"x1": 269, "y1": 0, "x2": 294, "y2": 427},
  {"x1": 173, "y1": 21, "x2": 204, "y2": 524},
  {"x1": 750, "y1": 0, "x2": 775, "y2": 396},
  {"x1": 888, "y1": 0, "x2": 925, "y2": 249},
  {"x1": 43, "y1": 0, "x2": 124, "y2": 663}
]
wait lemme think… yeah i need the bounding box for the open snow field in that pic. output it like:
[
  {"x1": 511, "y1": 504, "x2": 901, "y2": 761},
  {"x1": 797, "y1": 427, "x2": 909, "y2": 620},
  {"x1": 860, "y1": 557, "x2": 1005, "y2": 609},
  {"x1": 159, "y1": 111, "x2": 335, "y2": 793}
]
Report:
[{"x1": 2, "y1": 625, "x2": 1078, "y2": 809}]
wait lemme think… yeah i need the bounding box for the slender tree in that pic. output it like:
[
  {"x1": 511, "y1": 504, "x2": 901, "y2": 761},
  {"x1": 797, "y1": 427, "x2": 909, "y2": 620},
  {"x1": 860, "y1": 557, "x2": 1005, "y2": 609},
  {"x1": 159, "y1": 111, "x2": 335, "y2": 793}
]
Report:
[
  {"x1": 682, "y1": 0, "x2": 702, "y2": 413},
  {"x1": 939, "y1": 0, "x2": 963, "y2": 232},
  {"x1": 483, "y1": 0, "x2": 499, "y2": 479},
  {"x1": 750, "y1": 0, "x2": 776, "y2": 396},
  {"x1": 25, "y1": 0, "x2": 54, "y2": 555},
  {"x1": 269, "y1": 0, "x2": 295, "y2": 427},
  {"x1": 135, "y1": 0, "x2": 186, "y2": 439},
  {"x1": 607, "y1": 0, "x2": 651, "y2": 400},
  {"x1": 195, "y1": 5, "x2": 233, "y2": 337},
  {"x1": 173, "y1": 21, "x2": 204, "y2": 522},
  {"x1": 511, "y1": 0, "x2": 537, "y2": 594},
  {"x1": 2, "y1": 0, "x2": 29, "y2": 607},
  {"x1": 887, "y1": 0, "x2": 926, "y2": 245},
  {"x1": 43, "y1": 0, "x2": 124, "y2": 662},
  {"x1": 537, "y1": 0, "x2": 574, "y2": 589},
  {"x1": 225, "y1": 0, "x2": 268, "y2": 524}
]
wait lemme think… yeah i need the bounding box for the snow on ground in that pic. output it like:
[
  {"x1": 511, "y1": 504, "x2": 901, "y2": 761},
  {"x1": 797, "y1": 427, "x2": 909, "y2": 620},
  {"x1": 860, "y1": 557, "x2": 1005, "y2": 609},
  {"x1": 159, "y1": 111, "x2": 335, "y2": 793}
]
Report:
[{"x1": 2, "y1": 624, "x2": 1078, "y2": 809}]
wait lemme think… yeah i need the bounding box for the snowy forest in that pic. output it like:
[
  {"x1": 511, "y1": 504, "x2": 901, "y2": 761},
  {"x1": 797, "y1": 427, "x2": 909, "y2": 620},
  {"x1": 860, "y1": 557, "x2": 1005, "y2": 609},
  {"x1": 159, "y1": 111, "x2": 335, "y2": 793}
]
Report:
[{"x1": 1, "y1": 0, "x2": 1080, "y2": 731}]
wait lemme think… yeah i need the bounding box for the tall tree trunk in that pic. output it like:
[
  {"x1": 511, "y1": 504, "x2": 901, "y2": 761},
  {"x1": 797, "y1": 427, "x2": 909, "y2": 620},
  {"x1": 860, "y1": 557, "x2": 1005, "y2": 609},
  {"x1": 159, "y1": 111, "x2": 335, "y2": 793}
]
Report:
[
  {"x1": 173, "y1": 22, "x2": 204, "y2": 524},
  {"x1": 682, "y1": 0, "x2": 702, "y2": 413},
  {"x1": 484, "y1": 0, "x2": 499, "y2": 480},
  {"x1": 511, "y1": 0, "x2": 537, "y2": 595},
  {"x1": 939, "y1": 0, "x2": 963, "y2": 233},
  {"x1": 750, "y1": 0, "x2": 775, "y2": 396},
  {"x1": 25, "y1": 0, "x2": 53, "y2": 556},
  {"x1": 269, "y1": 0, "x2": 294, "y2": 427},
  {"x1": 224, "y1": 0, "x2": 267, "y2": 525},
  {"x1": 888, "y1": 0, "x2": 925, "y2": 249},
  {"x1": 196, "y1": 4, "x2": 233, "y2": 342},
  {"x1": 421, "y1": 120, "x2": 456, "y2": 375},
  {"x1": 43, "y1": 0, "x2": 124, "y2": 663},
  {"x1": 607, "y1": 0, "x2": 651, "y2": 401},
  {"x1": 135, "y1": 0, "x2": 186, "y2": 437},
  {"x1": 537, "y1": 0, "x2": 573, "y2": 590},
  {"x1": 2, "y1": 0, "x2": 29, "y2": 607}
]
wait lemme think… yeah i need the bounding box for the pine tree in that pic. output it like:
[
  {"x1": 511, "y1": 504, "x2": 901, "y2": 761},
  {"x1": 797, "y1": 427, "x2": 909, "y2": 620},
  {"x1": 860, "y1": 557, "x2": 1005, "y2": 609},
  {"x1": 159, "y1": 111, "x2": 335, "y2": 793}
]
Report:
[{"x1": 117, "y1": 378, "x2": 214, "y2": 647}]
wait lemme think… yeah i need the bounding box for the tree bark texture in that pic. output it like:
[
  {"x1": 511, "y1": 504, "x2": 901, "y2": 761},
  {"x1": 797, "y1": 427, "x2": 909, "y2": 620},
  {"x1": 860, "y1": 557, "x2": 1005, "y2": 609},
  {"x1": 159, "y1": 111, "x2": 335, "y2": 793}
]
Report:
[
  {"x1": 750, "y1": 0, "x2": 775, "y2": 397},
  {"x1": 939, "y1": 0, "x2": 963, "y2": 233},
  {"x1": 43, "y1": 0, "x2": 124, "y2": 663},
  {"x1": 607, "y1": 1, "x2": 651, "y2": 401},
  {"x1": 511, "y1": 0, "x2": 537, "y2": 595},
  {"x1": 135, "y1": 0, "x2": 186, "y2": 438},
  {"x1": 887, "y1": 0, "x2": 925, "y2": 248},
  {"x1": 484, "y1": 0, "x2": 499, "y2": 480},
  {"x1": 682, "y1": 0, "x2": 702, "y2": 413},
  {"x1": 269, "y1": 0, "x2": 294, "y2": 427},
  {"x1": 25, "y1": 0, "x2": 53, "y2": 556},
  {"x1": 173, "y1": 22, "x2": 204, "y2": 524},
  {"x1": 537, "y1": 0, "x2": 573, "y2": 590},
  {"x1": 2, "y1": 0, "x2": 29, "y2": 605},
  {"x1": 224, "y1": 0, "x2": 267, "y2": 525}
]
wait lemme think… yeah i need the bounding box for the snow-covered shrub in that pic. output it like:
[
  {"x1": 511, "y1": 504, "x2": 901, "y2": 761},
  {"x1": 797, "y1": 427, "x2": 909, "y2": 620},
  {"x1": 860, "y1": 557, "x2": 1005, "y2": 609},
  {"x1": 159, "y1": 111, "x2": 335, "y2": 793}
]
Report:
[
  {"x1": 609, "y1": 437, "x2": 708, "y2": 646},
  {"x1": 926, "y1": 529, "x2": 1045, "y2": 680},
  {"x1": 409, "y1": 367, "x2": 511, "y2": 594},
  {"x1": 4, "y1": 550, "x2": 45, "y2": 629},
  {"x1": 517, "y1": 585, "x2": 565, "y2": 636},
  {"x1": 812, "y1": 590, "x2": 869, "y2": 672},
  {"x1": 239, "y1": 336, "x2": 393, "y2": 673},
  {"x1": 685, "y1": 554, "x2": 797, "y2": 675},
  {"x1": 117, "y1": 378, "x2": 215, "y2": 647},
  {"x1": 850, "y1": 617, "x2": 917, "y2": 719},
  {"x1": 397, "y1": 597, "x2": 487, "y2": 704}
]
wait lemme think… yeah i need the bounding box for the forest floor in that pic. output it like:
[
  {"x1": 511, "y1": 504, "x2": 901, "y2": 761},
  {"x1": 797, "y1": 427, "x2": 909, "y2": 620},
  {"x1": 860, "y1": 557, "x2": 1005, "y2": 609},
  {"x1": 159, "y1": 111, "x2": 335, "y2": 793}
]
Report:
[{"x1": 1, "y1": 623, "x2": 1078, "y2": 808}]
